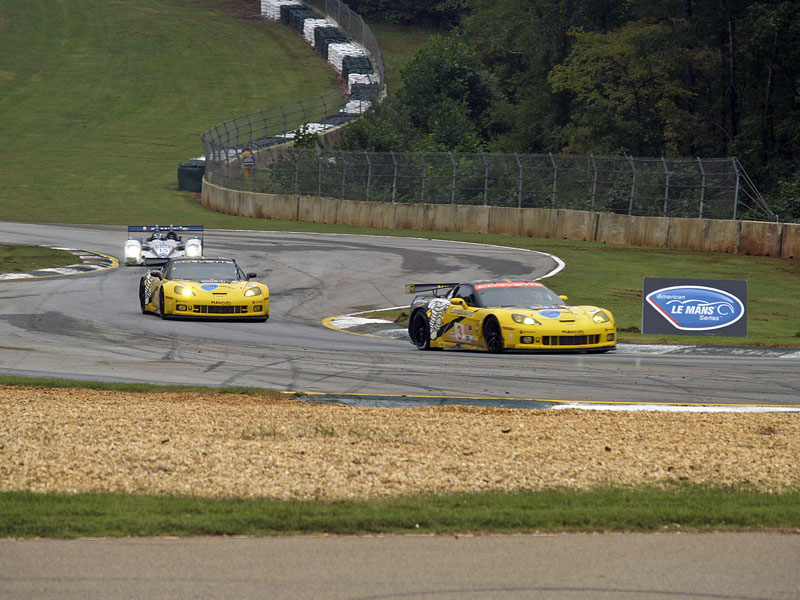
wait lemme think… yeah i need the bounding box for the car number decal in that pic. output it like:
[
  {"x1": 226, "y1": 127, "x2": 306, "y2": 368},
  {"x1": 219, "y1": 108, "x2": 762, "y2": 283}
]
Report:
[{"x1": 449, "y1": 322, "x2": 474, "y2": 343}]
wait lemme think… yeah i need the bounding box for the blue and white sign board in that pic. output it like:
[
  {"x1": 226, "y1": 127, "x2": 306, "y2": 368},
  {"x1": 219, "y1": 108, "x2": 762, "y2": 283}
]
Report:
[{"x1": 642, "y1": 278, "x2": 747, "y2": 336}]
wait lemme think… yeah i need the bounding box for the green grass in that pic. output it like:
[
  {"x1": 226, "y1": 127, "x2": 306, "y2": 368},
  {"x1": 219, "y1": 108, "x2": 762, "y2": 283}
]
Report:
[
  {"x1": 368, "y1": 22, "x2": 439, "y2": 94},
  {"x1": 0, "y1": 245, "x2": 78, "y2": 273},
  {"x1": 0, "y1": 374, "x2": 283, "y2": 396},
  {"x1": 0, "y1": 0, "x2": 339, "y2": 224},
  {"x1": 1, "y1": 486, "x2": 797, "y2": 538}
]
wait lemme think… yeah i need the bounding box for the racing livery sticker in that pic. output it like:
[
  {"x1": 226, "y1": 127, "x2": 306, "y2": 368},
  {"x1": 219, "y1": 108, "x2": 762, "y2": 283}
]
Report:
[
  {"x1": 201, "y1": 283, "x2": 219, "y2": 291},
  {"x1": 539, "y1": 310, "x2": 562, "y2": 319},
  {"x1": 427, "y1": 298, "x2": 450, "y2": 340},
  {"x1": 642, "y1": 278, "x2": 747, "y2": 336}
]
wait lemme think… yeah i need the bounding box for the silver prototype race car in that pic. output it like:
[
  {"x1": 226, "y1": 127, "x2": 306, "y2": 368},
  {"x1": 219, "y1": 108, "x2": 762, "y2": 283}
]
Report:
[{"x1": 124, "y1": 225, "x2": 204, "y2": 266}]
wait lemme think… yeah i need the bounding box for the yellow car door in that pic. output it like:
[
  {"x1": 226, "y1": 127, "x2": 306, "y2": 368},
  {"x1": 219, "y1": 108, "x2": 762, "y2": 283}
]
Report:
[{"x1": 440, "y1": 285, "x2": 482, "y2": 348}]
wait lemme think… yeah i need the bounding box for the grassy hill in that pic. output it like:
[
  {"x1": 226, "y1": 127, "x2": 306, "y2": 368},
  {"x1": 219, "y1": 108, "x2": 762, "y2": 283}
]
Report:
[{"x1": 0, "y1": 0, "x2": 343, "y2": 223}]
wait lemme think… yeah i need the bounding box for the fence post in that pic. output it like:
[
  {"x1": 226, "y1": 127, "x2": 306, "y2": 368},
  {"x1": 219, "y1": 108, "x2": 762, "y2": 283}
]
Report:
[
  {"x1": 515, "y1": 153, "x2": 522, "y2": 208},
  {"x1": 365, "y1": 151, "x2": 371, "y2": 202},
  {"x1": 662, "y1": 157, "x2": 671, "y2": 216},
  {"x1": 280, "y1": 106, "x2": 288, "y2": 137},
  {"x1": 732, "y1": 157, "x2": 740, "y2": 219},
  {"x1": 420, "y1": 152, "x2": 427, "y2": 203},
  {"x1": 317, "y1": 151, "x2": 322, "y2": 197},
  {"x1": 696, "y1": 157, "x2": 706, "y2": 218},
  {"x1": 299, "y1": 100, "x2": 307, "y2": 126},
  {"x1": 259, "y1": 110, "x2": 269, "y2": 140},
  {"x1": 590, "y1": 154, "x2": 598, "y2": 212},
  {"x1": 390, "y1": 151, "x2": 397, "y2": 203},
  {"x1": 341, "y1": 150, "x2": 347, "y2": 199},
  {"x1": 449, "y1": 152, "x2": 456, "y2": 204},
  {"x1": 291, "y1": 147, "x2": 299, "y2": 195},
  {"x1": 549, "y1": 152, "x2": 557, "y2": 208},
  {"x1": 482, "y1": 153, "x2": 489, "y2": 205},
  {"x1": 627, "y1": 155, "x2": 636, "y2": 215},
  {"x1": 267, "y1": 146, "x2": 276, "y2": 193}
]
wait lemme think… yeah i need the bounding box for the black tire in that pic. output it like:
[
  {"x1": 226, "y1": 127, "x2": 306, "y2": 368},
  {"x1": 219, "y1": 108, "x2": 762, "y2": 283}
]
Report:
[
  {"x1": 159, "y1": 289, "x2": 167, "y2": 319},
  {"x1": 483, "y1": 317, "x2": 505, "y2": 353},
  {"x1": 409, "y1": 311, "x2": 432, "y2": 350},
  {"x1": 139, "y1": 278, "x2": 147, "y2": 313}
]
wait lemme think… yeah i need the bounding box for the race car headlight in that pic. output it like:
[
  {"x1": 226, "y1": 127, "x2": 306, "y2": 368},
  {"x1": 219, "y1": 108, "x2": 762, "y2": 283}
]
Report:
[
  {"x1": 174, "y1": 285, "x2": 195, "y2": 297},
  {"x1": 592, "y1": 311, "x2": 611, "y2": 324},
  {"x1": 244, "y1": 286, "x2": 262, "y2": 297},
  {"x1": 512, "y1": 313, "x2": 541, "y2": 326},
  {"x1": 124, "y1": 243, "x2": 141, "y2": 259},
  {"x1": 185, "y1": 243, "x2": 202, "y2": 258}
]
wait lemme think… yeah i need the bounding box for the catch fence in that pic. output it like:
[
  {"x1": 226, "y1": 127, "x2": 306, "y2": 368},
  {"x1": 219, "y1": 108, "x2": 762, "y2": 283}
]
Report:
[{"x1": 203, "y1": 148, "x2": 775, "y2": 221}]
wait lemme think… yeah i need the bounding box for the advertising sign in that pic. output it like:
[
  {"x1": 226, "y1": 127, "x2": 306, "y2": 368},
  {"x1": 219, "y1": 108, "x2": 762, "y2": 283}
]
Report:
[{"x1": 642, "y1": 278, "x2": 747, "y2": 336}]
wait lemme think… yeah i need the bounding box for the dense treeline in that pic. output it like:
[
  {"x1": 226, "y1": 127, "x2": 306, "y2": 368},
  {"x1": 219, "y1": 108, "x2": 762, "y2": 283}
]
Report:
[{"x1": 337, "y1": 0, "x2": 800, "y2": 218}]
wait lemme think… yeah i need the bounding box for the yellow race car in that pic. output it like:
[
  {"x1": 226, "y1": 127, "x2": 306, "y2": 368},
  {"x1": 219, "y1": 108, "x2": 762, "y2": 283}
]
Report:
[
  {"x1": 139, "y1": 257, "x2": 269, "y2": 321},
  {"x1": 407, "y1": 280, "x2": 615, "y2": 353}
]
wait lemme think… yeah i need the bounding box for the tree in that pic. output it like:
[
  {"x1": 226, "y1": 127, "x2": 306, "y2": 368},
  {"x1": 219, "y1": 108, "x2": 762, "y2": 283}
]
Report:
[{"x1": 548, "y1": 20, "x2": 707, "y2": 155}]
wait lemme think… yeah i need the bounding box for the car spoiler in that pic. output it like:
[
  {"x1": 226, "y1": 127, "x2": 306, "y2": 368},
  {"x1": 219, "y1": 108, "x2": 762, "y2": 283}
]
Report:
[
  {"x1": 405, "y1": 283, "x2": 459, "y2": 295},
  {"x1": 127, "y1": 225, "x2": 204, "y2": 238}
]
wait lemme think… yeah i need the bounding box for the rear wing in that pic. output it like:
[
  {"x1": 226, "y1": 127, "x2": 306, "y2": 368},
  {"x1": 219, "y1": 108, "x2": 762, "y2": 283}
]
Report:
[
  {"x1": 127, "y1": 225, "x2": 204, "y2": 239},
  {"x1": 405, "y1": 283, "x2": 459, "y2": 296}
]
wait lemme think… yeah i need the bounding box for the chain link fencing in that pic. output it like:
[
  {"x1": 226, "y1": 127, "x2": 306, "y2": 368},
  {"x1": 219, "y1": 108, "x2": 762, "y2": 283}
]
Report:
[{"x1": 204, "y1": 148, "x2": 775, "y2": 222}]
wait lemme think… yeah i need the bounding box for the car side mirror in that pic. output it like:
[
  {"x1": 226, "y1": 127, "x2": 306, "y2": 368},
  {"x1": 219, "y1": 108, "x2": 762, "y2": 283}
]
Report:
[
  {"x1": 559, "y1": 295, "x2": 568, "y2": 302},
  {"x1": 247, "y1": 272, "x2": 257, "y2": 280},
  {"x1": 450, "y1": 298, "x2": 467, "y2": 308},
  {"x1": 148, "y1": 270, "x2": 162, "y2": 279}
]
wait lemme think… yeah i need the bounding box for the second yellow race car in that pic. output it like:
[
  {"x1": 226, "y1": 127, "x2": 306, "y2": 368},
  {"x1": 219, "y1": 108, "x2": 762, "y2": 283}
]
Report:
[
  {"x1": 407, "y1": 280, "x2": 615, "y2": 353},
  {"x1": 139, "y1": 257, "x2": 269, "y2": 321}
]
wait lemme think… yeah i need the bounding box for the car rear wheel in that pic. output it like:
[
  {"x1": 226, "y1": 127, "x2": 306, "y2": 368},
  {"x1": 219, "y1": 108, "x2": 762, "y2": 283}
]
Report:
[
  {"x1": 484, "y1": 318, "x2": 505, "y2": 353},
  {"x1": 409, "y1": 311, "x2": 432, "y2": 350}
]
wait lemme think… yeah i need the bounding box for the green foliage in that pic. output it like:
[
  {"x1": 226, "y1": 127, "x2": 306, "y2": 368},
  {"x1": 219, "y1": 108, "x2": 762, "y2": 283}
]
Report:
[
  {"x1": 292, "y1": 124, "x2": 321, "y2": 150},
  {"x1": 548, "y1": 21, "x2": 703, "y2": 156},
  {"x1": 338, "y1": 33, "x2": 499, "y2": 153},
  {"x1": 342, "y1": 0, "x2": 468, "y2": 27}
]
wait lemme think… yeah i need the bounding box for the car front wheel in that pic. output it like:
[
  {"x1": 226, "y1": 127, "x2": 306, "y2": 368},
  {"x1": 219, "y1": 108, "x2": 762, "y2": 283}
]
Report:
[
  {"x1": 484, "y1": 318, "x2": 505, "y2": 353},
  {"x1": 159, "y1": 289, "x2": 167, "y2": 319},
  {"x1": 139, "y1": 279, "x2": 147, "y2": 313}
]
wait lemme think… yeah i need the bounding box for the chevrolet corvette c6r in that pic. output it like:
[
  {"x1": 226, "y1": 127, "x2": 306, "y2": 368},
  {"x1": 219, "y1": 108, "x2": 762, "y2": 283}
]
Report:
[
  {"x1": 140, "y1": 257, "x2": 269, "y2": 321},
  {"x1": 407, "y1": 280, "x2": 615, "y2": 353}
]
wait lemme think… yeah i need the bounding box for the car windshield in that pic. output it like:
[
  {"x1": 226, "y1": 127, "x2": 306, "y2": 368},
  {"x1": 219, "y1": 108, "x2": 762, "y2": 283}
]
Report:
[
  {"x1": 475, "y1": 283, "x2": 565, "y2": 308},
  {"x1": 167, "y1": 261, "x2": 241, "y2": 282}
]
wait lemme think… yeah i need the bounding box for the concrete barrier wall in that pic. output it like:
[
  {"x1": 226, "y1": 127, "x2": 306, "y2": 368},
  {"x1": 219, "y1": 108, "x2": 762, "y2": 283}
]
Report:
[{"x1": 200, "y1": 180, "x2": 796, "y2": 258}]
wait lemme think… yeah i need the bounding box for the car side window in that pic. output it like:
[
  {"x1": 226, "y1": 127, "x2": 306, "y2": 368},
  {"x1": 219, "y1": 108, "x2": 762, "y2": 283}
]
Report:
[{"x1": 452, "y1": 285, "x2": 477, "y2": 307}]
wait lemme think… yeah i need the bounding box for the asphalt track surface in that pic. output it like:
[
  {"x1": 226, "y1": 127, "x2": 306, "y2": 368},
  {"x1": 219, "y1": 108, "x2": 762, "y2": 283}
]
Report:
[
  {"x1": 1, "y1": 222, "x2": 800, "y2": 408},
  {"x1": 2, "y1": 222, "x2": 799, "y2": 600}
]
